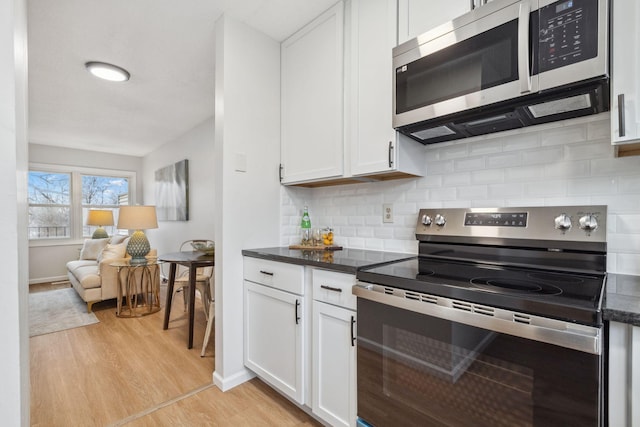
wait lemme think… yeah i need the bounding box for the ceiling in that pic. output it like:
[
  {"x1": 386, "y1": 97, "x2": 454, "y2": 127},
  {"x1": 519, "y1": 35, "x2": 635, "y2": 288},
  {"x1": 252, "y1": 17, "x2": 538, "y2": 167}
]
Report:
[{"x1": 27, "y1": 0, "x2": 337, "y2": 157}]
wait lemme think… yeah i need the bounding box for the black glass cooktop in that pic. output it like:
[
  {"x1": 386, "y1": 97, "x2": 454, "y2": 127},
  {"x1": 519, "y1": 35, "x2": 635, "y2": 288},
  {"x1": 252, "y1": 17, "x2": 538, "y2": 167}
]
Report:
[{"x1": 356, "y1": 257, "x2": 606, "y2": 326}]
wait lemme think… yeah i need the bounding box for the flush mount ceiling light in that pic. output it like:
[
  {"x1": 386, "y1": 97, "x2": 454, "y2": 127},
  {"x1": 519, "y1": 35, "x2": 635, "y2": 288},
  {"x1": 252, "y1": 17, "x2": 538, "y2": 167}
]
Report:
[{"x1": 85, "y1": 61, "x2": 130, "y2": 82}]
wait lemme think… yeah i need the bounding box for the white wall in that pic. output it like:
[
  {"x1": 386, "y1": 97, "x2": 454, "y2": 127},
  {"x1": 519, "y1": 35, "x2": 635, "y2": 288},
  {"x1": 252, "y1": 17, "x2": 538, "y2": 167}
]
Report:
[
  {"x1": 143, "y1": 117, "x2": 215, "y2": 261},
  {"x1": 0, "y1": 0, "x2": 29, "y2": 423},
  {"x1": 283, "y1": 114, "x2": 640, "y2": 274},
  {"x1": 27, "y1": 144, "x2": 144, "y2": 283},
  {"x1": 213, "y1": 14, "x2": 282, "y2": 390}
]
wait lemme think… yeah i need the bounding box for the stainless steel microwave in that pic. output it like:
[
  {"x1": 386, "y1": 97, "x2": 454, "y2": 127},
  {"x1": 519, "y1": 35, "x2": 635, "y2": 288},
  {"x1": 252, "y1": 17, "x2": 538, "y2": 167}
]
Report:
[{"x1": 393, "y1": 0, "x2": 609, "y2": 144}]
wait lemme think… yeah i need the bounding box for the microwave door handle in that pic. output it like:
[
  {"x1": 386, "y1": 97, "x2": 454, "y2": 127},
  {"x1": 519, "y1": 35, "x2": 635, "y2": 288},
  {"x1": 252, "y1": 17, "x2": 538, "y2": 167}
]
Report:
[{"x1": 518, "y1": 0, "x2": 532, "y2": 94}]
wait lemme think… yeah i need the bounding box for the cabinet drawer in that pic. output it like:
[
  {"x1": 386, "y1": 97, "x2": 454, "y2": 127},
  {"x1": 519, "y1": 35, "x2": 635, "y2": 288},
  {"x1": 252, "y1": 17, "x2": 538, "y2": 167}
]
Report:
[
  {"x1": 244, "y1": 257, "x2": 305, "y2": 295},
  {"x1": 312, "y1": 269, "x2": 356, "y2": 310}
]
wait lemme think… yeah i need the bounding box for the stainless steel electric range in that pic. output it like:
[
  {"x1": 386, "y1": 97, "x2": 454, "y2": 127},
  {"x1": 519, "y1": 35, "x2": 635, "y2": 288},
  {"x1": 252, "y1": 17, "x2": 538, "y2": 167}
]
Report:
[{"x1": 354, "y1": 206, "x2": 607, "y2": 427}]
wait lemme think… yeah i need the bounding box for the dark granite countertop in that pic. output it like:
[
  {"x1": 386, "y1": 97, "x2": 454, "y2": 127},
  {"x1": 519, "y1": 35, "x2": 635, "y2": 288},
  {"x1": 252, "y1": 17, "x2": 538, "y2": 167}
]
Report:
[
  {"x1": 242, "y1": 247, "x2": 416, "y2": 274},
  {"x1": 604, "y1": 274, "x2": 640, "y2": 327}
]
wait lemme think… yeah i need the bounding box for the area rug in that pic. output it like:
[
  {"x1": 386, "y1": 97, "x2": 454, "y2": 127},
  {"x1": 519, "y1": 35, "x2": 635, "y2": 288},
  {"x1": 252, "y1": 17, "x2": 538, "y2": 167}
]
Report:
[{"x1": 29, "y1": 288, "x2": 99, "y2": 337}]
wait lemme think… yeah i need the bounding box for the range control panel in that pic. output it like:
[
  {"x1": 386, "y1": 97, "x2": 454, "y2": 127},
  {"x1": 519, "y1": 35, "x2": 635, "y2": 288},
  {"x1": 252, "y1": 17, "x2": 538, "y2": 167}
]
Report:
[{"x1": 416, "y1": 205, "x2": 607, "y2": 244}]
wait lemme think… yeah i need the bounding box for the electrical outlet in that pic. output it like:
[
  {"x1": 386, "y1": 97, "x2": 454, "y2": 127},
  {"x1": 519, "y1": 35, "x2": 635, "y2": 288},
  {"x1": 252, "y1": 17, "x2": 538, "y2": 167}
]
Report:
[{"x1": 383, "y1": 203, "x2": 394, "y2": 223}]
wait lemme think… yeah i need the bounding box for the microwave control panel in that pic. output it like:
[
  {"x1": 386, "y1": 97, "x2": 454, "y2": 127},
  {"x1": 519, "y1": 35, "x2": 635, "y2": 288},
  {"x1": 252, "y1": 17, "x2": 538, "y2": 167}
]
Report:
[{"x1": 534, "y1": 0, "x2": 599, "y2": 74}]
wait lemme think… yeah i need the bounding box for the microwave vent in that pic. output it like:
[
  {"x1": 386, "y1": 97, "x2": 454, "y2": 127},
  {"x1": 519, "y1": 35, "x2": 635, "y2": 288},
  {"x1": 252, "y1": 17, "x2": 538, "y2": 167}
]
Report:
[
  {"x1": 410, "y1": 125, "x2": 456, "y2": 140},
  {"x1": 527, "y1": 93, "x2": 593, "y2": 118}
]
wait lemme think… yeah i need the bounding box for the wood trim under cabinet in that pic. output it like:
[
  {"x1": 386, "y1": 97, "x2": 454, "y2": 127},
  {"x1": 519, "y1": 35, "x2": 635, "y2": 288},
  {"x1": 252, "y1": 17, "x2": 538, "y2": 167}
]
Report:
[
  {"x1": 615, "y1": 142, "x2": 640, "y2": 158},
  {"x1": 288, "y1": 171, "x2": 420, "y2": 188}
]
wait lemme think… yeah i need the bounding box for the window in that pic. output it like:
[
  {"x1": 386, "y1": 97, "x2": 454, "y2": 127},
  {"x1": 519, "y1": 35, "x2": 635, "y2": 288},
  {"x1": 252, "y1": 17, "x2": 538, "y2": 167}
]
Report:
[
  {"x1": 28, "y1": 171, "x2": 71, "y2": 239},
  {"x1": 28, "y1": 165, "x2": 135, "y2": 242},
  {"x1": 81, "y1": 174, "x2": 130, "y2": 237}
]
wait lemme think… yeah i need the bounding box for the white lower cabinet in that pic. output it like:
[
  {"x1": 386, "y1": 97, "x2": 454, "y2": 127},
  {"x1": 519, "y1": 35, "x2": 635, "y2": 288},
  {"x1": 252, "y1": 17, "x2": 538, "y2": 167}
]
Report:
[
  {"x1": 313, "y1": 300, "x2": 357, "y2": 427},
  {"x1": 312, "y1": 269, "x2": 357, "y2": 427},
  {"x1": 243, "y1": 258, "x2": 306, "y2": 404},
  {"x1": 608, "y1": 321, "x2": 640, "y2": 427}
]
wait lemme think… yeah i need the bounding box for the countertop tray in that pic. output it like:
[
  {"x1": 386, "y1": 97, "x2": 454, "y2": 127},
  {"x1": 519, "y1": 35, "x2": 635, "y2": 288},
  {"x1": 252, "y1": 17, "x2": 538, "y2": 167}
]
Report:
[{"x1": 288, "y1": 244, "x2": 343, "y2": 251}]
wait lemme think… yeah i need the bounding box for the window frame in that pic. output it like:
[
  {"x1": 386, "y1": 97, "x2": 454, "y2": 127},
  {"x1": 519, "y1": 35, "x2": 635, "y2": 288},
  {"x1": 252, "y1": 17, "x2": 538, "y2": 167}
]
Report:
[{"x1": 29, "y1": 163, "x2": 137, "y2": 247}]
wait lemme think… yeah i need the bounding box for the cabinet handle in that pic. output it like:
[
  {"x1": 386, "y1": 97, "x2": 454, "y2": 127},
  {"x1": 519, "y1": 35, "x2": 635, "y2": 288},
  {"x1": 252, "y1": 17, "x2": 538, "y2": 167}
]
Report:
[
  {"x1": 350, "y1": 315, "x2": 356, "y2": 346},
  {"x1": 388, "y1": 141, "x2": 394, "y2": 168},
  {"x1": 259, "y1": 270, "x2": 274, "y2": 276},
  {"x1": 295, "y1": 299, "x2": 301, "y2": 325},
  {"x1": 279, "y1": 164, "x2": 283, "y2": 182},
  {"x1": 320, "y1": 285, "x2": 343, "y2": 293},
  {"x1": 618, "y1": 94, "x2": 626, "y2": 137}
]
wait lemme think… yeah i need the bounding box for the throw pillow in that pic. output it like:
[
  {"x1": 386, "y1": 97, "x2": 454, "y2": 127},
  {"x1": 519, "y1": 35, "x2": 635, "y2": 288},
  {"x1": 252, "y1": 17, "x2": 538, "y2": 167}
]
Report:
[
  {"x1": 97, "y1": 241, "x2": 128, "y2": 264},
  {"x1": 109, "y1": 234, "x2": 129, "y2": 245},
  {"x1": 79, "y1": 238, "x2": 109, "y2": 260}
]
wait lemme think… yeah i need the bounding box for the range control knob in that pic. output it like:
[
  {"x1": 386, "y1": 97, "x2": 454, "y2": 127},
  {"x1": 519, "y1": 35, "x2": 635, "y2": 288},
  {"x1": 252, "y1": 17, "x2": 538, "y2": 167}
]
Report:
[
  {"x1": 434, "y1": 214, "x2": 446, "y2": 227},
  {"x1": 579, "y1": 214, "x2": 598, "y2": 232},
  {"x1": 421, "y1": 214, "x2": 433, "y2": 226},
  {"x1": 554, "y1": 213, "x2": 572, "y2": 231}
]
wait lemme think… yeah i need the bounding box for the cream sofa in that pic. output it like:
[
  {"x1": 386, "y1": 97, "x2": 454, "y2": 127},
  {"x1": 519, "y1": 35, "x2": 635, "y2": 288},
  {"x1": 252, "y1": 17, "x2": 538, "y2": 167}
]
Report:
[{"x1": 66, "y1": 236, "x2": 158, "y2": 312}]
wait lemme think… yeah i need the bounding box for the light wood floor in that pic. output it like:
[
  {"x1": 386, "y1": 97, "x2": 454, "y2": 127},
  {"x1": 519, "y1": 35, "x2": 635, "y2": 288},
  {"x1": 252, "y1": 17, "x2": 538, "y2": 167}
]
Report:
[{"x1": 30, "y1": 283, "x2": 320, "y2": 426}]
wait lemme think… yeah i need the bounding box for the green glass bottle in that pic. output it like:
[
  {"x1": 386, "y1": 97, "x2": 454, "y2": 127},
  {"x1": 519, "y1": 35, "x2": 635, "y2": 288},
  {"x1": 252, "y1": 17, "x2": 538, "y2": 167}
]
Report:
[{"x1": 301, "y1": 206, "x2": 311, "y2": 245}]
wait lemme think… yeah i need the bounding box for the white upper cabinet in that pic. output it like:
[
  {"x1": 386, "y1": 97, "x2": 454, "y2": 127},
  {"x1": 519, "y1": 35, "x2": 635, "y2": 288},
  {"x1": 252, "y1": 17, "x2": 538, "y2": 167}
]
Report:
[
  {"x1": 349, "y1": 0, "x2": 424, "y2": 178},
  {"x1": 280, "y1": 2, "x2": 345, "y2": 184},
  {"x1": 397, "y1": 0, "x2": 473, "y2": 45},
  {"x1": 611, "y1": 0, "x2": 640, "y2": 149}
]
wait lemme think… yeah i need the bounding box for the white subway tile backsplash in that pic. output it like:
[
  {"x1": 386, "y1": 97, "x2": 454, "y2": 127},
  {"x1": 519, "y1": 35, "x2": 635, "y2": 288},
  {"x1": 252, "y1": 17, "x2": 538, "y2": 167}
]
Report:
[
  {"x1": 487, "y1": 152, "x2": 522, "y2": 168},
  {"x1": 586, "y1": 115, "x2": 610, "y2": 140},
  {"x1": 592, "y1": 157, "x2": 640, "y2": 176},
  {"x1": 521, "y1": 146, "x2": 565, "y2": 165},
  {"x1": 429, "y1": 187, "x2": 458, "y2": 201},
  {"x1": 616, "y1": 254, "x2": 640, "y2": 275},
  {"x1": 502, "y1": 133, "x2": 540, "y2": 151},
  {"x1": 567, "y1": 177, "x2": 617, "y2": 196},
  {"x1": 544, "y1": 161, "x2": 590, "y2": 179},
  {"x1": 471, "y1": 169, "x2": 504, "y2": 184},
  {"x1": 281, "y1": 116, "x2": 639, "y2": 273},
  {"x1": 488, "y1": 183, "x2": 523, "y2": 199},
  {"x1": 523, "y1": 180, "x2": 567, "y2": 197},
  {"x1": 458, "y1": 185, "x2": 488, "y2": 200},
  {"x1": 437, "y1": 143, "x2": 469, "y2": 160},
  {"x1": 616, "y1": 215, "x2": 640, "y2": 234},
  {"x1": 564, "y1": 140, "x2": 614, "y2": 161},
  {"x1": 469, "y1": 139, "x2": 503, "y2": 156},
  {"x1": 454, "y1": 157, "x2": 486, "y2": 171},
  {"x1": 443, "y1": 172, "x2": 471, "y2": 186},
  {"x1": 505, "y1": 165, "x2": 544, "y2": 181},
  {"x1": 540, "y1": 124, "x2": 587, "y2": 146},
  {"x1": 426, "y1": 160, "x2": 455, "y2": 175}
]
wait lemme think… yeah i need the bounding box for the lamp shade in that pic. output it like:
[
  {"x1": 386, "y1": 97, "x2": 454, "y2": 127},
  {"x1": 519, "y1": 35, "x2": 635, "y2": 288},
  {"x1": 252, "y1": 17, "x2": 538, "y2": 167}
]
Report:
[
  {"x1": 86, "y1": 209, "x2": 114, "y2": 226},
  {"x1": 116, "y1": 205, "x2": 158, "y2": 230}
]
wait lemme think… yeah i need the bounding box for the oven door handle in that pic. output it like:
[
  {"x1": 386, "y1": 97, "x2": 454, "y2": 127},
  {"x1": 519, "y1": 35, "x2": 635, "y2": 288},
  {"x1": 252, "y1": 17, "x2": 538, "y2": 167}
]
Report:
[{"x1": 353, "y1": 283, "x2": 601, "y2": 355}]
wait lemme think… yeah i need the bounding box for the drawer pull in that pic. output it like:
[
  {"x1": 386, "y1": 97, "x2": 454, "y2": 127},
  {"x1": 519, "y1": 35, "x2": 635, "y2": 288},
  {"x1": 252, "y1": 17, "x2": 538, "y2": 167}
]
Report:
[
  {"x1": 295, "y1": 299, "x2": 301, "y2": 325},
  {"x1": 320, "y1": 285, "x2": 343, "y2": 293},
  {"x1": 259, "y1": 270, "x2": 274, "y2": 276},
  {"x1": 350, "y1": 315, "x2": 356, "y2": 346}
]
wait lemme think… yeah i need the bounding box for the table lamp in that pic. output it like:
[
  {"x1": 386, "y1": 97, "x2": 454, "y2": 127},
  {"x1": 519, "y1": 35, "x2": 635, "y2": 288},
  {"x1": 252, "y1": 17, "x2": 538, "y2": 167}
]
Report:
[
  {"x1": 116, "y1": 205, "x2": 158, "y2": 264},
  {"x1": 86, "y1": 209, "x2": 114, "y2": 239}
]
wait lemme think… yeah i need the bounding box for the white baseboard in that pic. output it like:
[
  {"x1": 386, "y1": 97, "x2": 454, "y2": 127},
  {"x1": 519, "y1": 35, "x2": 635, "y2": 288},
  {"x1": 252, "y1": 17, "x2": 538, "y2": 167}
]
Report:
[
  {"x1": 29, "y1": 275, "x2": 68, "y2": 285},
  {"x1": 212, "y1": 368, "x2": 255, "y2": 392}
]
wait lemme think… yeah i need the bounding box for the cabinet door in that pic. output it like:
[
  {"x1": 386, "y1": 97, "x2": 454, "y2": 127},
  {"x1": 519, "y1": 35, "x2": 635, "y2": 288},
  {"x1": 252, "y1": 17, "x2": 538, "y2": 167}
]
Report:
[
  {"x1": 349, "y1": 0, "x2": 424, "y2": 178},
  {"x1": 608, "y1": 321, "x2": 640, "y2": 427},
  {"x1": 349, "y1": 0, "x2": 397, "y2": 176},
  {"x1": 312, "y1": 301, "x2": 356, "y2": 427},
  {"x1": 281, "y1": 2, "x2": 344, "y2": 184},
  {"x1": 611, "y1": 0, "x2": 640, "y2": 145},
  {"x1": 244, "y1": 281, "x2": 304, "y2": 404},
  {"x1": 397, "y1": 0, "x2": 471, "y2": 45}
]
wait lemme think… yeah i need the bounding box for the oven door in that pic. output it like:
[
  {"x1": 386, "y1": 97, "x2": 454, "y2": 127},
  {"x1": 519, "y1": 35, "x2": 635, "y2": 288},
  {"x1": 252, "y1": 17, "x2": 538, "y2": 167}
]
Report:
[{"x1": 354, "y1": 284, "x2": 603, "y2": 427}]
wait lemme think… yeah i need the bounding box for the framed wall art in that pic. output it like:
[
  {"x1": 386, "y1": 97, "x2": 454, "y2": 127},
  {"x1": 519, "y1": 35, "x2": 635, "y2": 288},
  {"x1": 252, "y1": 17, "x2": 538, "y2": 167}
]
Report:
[{"x1": 155, "y1": 159, "x2": 189, "y2": 221}]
